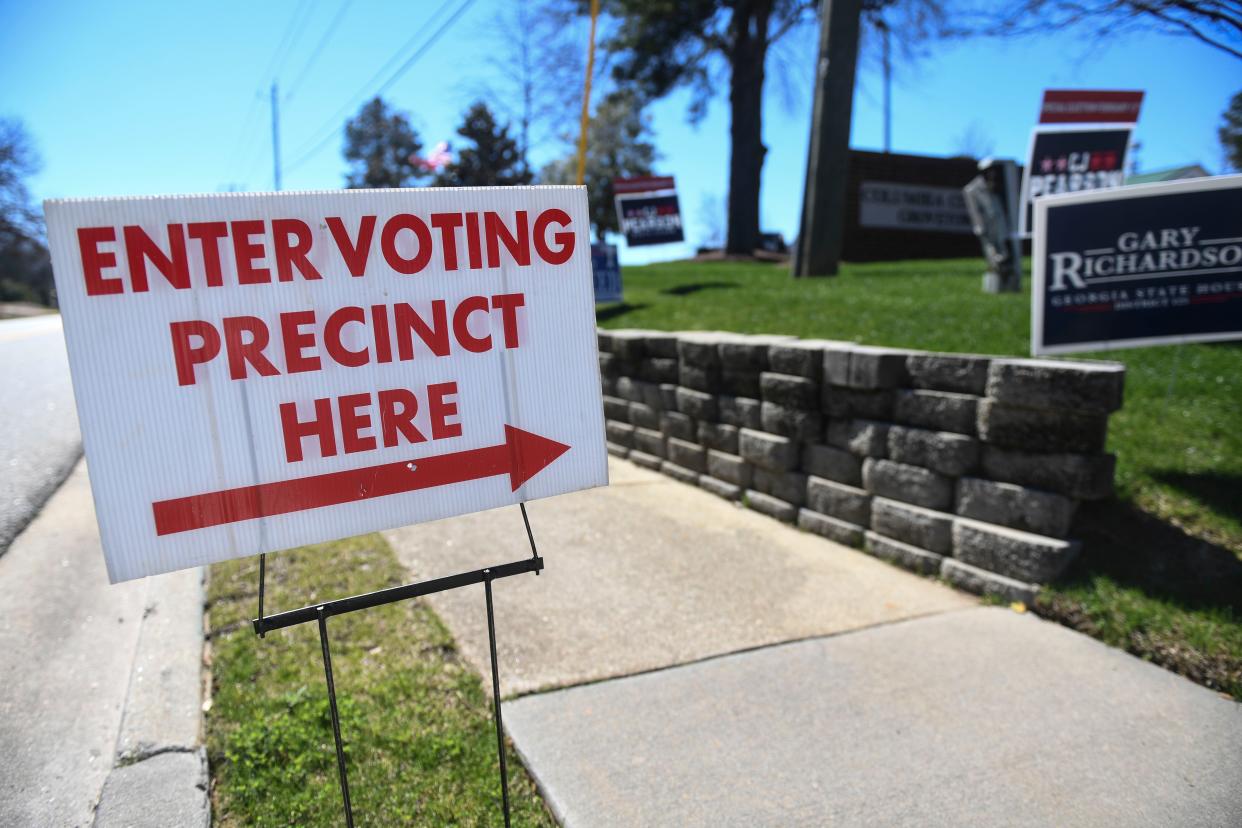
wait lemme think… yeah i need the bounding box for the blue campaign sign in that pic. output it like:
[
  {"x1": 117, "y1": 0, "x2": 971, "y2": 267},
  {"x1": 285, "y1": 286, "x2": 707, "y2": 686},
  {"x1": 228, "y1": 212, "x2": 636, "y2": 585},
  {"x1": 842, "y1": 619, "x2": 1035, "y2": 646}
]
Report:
[
  {"x1": 591, "y1": 242, "x2": 622, "y2": 303},
  {"x1": 1032, "y1": 175, "x2": 1242, "y2": 355}
]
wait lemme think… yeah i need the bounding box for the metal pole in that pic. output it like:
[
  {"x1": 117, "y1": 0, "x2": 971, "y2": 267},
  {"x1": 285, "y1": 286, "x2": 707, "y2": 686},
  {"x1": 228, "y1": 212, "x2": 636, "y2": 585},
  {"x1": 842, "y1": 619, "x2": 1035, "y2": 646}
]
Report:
[
  {"x1": 882, "y1": 21, "x2": 891, "y2": 153},
  {"x1": 484, "y1": 576, "x2": 512, "y2": 828},
  {"x1": 519, "y1": 502, "x2": 539, "y2": 571},
  {"x1": 575, "y1": 0, "x2": 600, "y2": 186},
  {"x1": 271, "y1": 82, "x2": 282, "y2": 191},
  {"x1": 257, "y1": 553, "x2": 267, "y2": 638},
  {"x1": 317, "y1": 607, "x2": 354, "y2": 828}
]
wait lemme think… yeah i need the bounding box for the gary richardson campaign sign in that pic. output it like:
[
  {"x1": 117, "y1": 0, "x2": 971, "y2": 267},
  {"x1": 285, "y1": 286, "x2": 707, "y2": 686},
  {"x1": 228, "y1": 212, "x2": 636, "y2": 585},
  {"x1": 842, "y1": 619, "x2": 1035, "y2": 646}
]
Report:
[{"x1": 1032, "y1": 175, "x2": 1242, "y2": 355}]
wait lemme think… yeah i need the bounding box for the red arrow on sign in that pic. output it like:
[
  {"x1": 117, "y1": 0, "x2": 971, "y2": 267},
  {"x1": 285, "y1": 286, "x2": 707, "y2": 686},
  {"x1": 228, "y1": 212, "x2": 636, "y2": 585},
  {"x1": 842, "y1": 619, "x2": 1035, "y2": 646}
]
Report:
[{"x1": 152, "y1": 425, "x2": 570, "y2": 536}]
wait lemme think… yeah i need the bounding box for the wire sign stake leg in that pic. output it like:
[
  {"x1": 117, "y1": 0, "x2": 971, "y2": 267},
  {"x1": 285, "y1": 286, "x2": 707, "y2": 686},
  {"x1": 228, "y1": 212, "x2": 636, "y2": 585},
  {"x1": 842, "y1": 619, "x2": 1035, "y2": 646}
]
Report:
[
  {"x1": 257, "y1": 553, "x2": 267, "y2": 638},
  {"x1": 317, "y1": 607, "x2": 355, "y2": 828},
  {"x1": 484, "y1": 574, "x2": 513, "y2": 828},
  {"x1": 255, "y1": 504, "x2": 543, "y2": 825}
]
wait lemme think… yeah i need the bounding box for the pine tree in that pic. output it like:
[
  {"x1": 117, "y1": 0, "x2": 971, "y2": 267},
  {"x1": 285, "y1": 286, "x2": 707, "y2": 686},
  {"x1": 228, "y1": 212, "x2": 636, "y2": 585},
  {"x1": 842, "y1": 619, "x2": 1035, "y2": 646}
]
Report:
[
  {"x1": 342, "y1": 97, "x2": 426, "y2": 189},
  {"x1": 435, "y1": 102, "x2": 533, "y2": 187}
]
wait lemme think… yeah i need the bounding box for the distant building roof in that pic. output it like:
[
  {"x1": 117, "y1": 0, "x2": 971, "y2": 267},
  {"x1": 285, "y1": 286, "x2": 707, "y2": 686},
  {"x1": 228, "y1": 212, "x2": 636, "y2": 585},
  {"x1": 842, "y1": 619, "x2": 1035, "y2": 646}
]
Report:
[{"x1": 1125, "y1": 164, "x2": 1210, "y2": 185}]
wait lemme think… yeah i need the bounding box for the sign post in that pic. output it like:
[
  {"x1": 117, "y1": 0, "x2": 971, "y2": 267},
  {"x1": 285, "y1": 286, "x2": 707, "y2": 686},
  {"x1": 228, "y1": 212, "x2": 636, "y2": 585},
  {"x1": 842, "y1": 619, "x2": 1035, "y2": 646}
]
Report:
[
  {"x1": 45, "y1": 186, "x2": 607, "y2": 826},
  {"x1": 1032, "y1": 174, "x2": 1242, "y2": 355}
]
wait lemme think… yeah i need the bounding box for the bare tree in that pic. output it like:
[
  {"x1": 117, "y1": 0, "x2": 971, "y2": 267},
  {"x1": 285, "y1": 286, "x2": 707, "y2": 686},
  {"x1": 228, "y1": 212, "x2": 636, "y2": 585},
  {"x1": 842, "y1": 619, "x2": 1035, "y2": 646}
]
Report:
[
  {"x1": 952, "y1": 122, "x2": 996, "y2": 159},
  {"x1": 1221, "y1": 89, "x2": 1242, "y2": 171},
  {"x1": 970, "y1": 2, "x2": 1242, "y2": 61},
  {"x1": 0, "y1": 119, "x2": 53, "y2": 305},
  {"x1": 477, "y1": 0, "x2": 590, "y2": 177}
]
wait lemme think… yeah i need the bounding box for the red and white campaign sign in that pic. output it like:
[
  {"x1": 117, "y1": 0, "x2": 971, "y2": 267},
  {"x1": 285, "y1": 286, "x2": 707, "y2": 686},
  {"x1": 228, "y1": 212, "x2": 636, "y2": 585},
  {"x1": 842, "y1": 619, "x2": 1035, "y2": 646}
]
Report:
[
  {"x1": 1039, "y1": 90, "x2": 1144, "y2": 124},
  {"x1": 45, "y1": 187, "x2": 607, "y2": 582}
]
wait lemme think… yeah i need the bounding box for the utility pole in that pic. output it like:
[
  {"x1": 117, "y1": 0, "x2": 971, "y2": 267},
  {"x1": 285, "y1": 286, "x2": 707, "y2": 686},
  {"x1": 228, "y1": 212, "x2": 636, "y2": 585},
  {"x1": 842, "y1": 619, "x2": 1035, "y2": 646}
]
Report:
[
  {"x1": 793, "y1": 0, "x2": 862, "y2": 278},
  {"x1": 881, "y1": 18, "x2": 891, "y2": 153},
  {"x1": 271, "y1": 82, "x2": 282, "y2": 191}
]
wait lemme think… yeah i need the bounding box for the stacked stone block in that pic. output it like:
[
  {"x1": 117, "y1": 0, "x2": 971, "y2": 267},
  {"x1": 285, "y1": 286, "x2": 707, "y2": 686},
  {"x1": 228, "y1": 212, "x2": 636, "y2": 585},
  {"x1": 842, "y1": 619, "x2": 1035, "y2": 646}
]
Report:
[{"x1": 598, "y1": 330, "x2": 1125, "y2": 603}]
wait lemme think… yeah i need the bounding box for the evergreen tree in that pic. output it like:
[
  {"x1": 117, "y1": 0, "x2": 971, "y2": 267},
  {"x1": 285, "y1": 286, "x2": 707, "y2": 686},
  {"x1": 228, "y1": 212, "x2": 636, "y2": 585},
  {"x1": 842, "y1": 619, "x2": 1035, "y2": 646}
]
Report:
[
  {"x1": 342, "y1": 97, "x2": 426, "y2": 189},
  {"x1": 435, "y1": 102, "x2": 532, "y2": 187}
]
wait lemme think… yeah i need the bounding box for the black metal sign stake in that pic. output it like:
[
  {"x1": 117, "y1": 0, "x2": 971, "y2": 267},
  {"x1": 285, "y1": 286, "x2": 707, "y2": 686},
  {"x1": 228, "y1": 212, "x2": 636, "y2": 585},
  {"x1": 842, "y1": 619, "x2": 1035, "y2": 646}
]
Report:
[
  {"x1": 484, "y1": 575, "x2": 511, "y2": 825},
  {"x1": 253, "y1": 505, "x2": 541, "y2": 827},
  {"x1": 317, "y1": 606, "x2": 354, "y2": 828}
]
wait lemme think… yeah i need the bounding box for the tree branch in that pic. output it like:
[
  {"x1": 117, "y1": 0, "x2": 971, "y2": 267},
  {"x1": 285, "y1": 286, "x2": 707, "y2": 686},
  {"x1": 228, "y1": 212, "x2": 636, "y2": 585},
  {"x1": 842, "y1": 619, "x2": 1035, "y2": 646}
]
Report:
[{"x1": 1134, "y1": 1, "x2": 1242, "y2": 59}]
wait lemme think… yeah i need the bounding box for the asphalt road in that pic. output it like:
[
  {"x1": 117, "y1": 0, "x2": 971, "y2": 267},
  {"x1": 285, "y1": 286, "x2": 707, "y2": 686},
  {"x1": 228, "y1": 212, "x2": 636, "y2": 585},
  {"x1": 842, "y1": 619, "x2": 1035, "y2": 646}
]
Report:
[{"x1": 0, "y1": 314, "x2": 82, "y2": 556}]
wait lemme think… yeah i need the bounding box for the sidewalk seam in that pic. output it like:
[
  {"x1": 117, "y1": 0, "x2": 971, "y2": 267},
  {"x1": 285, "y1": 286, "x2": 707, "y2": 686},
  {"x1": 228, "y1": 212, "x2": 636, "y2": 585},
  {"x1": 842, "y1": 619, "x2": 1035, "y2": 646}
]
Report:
[{"x1": 503, "y1": 604, "x2": 982, "y2": 701}]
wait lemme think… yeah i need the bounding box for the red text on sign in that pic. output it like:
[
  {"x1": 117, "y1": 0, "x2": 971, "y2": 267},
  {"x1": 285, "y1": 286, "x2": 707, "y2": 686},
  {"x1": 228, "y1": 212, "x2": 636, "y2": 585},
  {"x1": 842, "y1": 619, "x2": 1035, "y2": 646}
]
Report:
[
  {"x1": 169, "y1": 293, "x2": 526, "y2": 386},
  {"x1": 280, "y1": 383, "x2": 462, "y2": 463},
  {"x1": 76, "y1": 209, "x2": 574, "y2": 295}
]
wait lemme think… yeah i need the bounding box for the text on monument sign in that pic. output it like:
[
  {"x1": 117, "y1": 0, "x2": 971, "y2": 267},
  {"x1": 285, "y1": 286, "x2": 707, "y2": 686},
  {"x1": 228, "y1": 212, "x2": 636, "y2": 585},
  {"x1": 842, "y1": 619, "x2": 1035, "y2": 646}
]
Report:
[
  {"x1": 45, "y1": 187, "x2": 607, "y2": 582},
  {"x1": 859, "y1": 181, "x2": 973, "y2": 235},
  {"x1": 1019, "y1": 126, "x2": 1131, "y2": 236},
  {"x1": 1032, "y1": 175, "x2": 1242, "y2": 355}
]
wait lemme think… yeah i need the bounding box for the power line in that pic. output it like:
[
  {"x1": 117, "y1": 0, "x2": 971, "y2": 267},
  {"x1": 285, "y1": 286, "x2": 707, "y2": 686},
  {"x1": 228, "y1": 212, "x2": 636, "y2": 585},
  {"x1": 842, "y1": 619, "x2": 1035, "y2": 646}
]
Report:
[
  {"x1": 286, "y1": 0, "x2": 356, "y2": 101},
  {"x1": 283, "y1": 0, "x2": 459, "y2": 167},
  {"x1": 221, "y1": 89, "x2": 267, "y2": 186},
  {"x1": 374, "y1": 0, "x2": 478, "y2": 97},
  {"x1": 284, "y1": 0, "x2": 477, "y2": 175},
  {"x1": 260, "y1": 0, "x2": 319, "y2": 87},
  {"x1": 220, "y1": 0, "x2": 317, "y2": 187}
]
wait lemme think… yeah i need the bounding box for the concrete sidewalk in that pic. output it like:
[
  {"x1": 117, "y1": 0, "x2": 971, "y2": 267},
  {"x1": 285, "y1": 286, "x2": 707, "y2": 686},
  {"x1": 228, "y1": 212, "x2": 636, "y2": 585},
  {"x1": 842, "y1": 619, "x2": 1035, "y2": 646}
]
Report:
[
  {"x1": 385, "y1": 457, "x2": 972, "y2": 697},
  {"x1": 507, "y1": 608, "x2": 1242, "y2": 827},
  {"x1": 0, "y1": 461, "x2": 208, "y2": 827},
  {"x1": 385, "y1": 456, "x2": 1242, "y2": 826}
]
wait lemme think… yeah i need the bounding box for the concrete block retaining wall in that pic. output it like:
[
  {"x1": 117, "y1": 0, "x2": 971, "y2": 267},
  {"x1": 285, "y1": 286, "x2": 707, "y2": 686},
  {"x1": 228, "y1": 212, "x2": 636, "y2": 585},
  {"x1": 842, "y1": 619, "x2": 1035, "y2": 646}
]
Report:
[{"x1": 598, "y1": 329, "x2": 1126, "y2": 603}]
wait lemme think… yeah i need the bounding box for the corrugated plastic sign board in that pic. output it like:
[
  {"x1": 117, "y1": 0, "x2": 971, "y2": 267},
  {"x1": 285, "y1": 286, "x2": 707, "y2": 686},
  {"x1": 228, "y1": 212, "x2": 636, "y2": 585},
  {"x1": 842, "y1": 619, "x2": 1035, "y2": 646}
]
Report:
[{"x1": 45, "y1": 186, "x2": 607, "y2": 582}]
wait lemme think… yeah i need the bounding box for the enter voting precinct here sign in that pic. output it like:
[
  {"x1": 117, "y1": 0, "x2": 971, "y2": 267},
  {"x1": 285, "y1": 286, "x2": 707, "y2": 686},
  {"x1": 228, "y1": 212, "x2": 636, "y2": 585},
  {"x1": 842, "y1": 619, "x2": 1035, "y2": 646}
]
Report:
[
  {"x1": 45, "y1": 187, "x2": 608, "y2": 582},
  {"x1": 1032, "y1": 175, "x2": 1242, "y2": 355}
]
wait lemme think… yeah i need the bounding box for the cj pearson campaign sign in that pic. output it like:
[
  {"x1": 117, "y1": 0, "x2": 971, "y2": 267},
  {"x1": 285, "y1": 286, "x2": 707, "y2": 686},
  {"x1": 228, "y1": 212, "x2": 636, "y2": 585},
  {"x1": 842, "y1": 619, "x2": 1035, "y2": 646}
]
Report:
[
  {"x1": 1032, "y1": 175, "x2": 1242, "y2": 355},
  {"x1": 1019, "y1": 126, "x2": 1131, "y2": 237},
  {"x1": 45, "y1": 187, "x2": 608, "y2": 582},
  {"x1": 614, "y1": 176, "x2": 685, "y2": 247}
]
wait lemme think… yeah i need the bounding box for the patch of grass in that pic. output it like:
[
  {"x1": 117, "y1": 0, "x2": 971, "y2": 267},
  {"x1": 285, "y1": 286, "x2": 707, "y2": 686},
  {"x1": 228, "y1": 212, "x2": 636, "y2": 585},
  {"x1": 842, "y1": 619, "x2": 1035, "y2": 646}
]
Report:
[
  {"x1": 206, "y1": 535, "x2": 554, "y2": 827},
  {"x1": 600, "y1": 257, "x2": 1242, "y2": 698},
  {"x1": 1037, "y1": 500, "x2": 1242, "y2": 699}
]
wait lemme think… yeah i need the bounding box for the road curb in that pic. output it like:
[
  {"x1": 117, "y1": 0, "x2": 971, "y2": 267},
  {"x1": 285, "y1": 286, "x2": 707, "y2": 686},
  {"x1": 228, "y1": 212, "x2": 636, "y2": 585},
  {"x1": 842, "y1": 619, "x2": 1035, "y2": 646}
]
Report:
[{"x1": 94, "y1": 566, "x2": 210, "y2": 827}]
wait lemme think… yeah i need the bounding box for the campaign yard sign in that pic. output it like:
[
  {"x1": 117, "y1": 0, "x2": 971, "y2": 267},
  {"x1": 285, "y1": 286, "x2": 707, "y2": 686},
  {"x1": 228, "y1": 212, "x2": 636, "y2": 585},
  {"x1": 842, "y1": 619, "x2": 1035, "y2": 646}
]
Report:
[
  {"x1": 1032, "y1": 175, "x2": 1242, "y2": 355},
  {"x1": 1039, "y1": 89, "x2": 1144, "y2": 124},
  {"x1": 614, "y1": 176, "x2": 684, "y2": 247},
  {"x1": 590, "y1": 241, "x2": 622, "y2": 303},
  {"x1": 859, "y1": 181, "x2": 973, "y2": 235},
  {"x1": 45, "y1": 187, "x2": 608, "y2": 582},
  {"x1": 1019, "y1": 126, "x2": 1132, "y2": 237}
]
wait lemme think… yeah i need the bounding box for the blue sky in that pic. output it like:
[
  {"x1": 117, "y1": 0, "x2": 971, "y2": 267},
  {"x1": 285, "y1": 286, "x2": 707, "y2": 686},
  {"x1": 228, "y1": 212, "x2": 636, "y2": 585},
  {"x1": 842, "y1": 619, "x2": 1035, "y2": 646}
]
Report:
[{"x1": 2, "y1": 0, "x2": 1238, "y2": 264}]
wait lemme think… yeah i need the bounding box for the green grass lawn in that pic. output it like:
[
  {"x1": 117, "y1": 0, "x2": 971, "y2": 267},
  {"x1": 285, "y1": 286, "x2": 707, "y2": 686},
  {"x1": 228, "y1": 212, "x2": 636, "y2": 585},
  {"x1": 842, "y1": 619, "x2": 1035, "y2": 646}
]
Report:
[
  {"x1": 600, "y1": 257, "x2": 1242, "y2": 697},
  {"x1": 206, "y1": 535, "x2": 555, "y2": 827}
]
